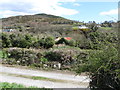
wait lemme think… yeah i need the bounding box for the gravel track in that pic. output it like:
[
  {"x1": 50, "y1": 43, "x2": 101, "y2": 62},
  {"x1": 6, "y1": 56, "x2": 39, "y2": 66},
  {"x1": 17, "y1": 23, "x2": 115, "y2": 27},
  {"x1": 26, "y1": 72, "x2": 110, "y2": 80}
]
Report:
[{"x1": 0, "y1": 65, "x2": 90, "y2": 88}]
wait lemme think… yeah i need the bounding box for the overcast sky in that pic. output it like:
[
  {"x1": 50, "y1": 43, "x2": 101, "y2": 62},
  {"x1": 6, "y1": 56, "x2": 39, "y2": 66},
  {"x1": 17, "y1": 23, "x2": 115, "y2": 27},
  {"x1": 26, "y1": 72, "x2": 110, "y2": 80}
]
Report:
[{"x1": 0, "y1": 0, "x2": 119, "y2": 23}]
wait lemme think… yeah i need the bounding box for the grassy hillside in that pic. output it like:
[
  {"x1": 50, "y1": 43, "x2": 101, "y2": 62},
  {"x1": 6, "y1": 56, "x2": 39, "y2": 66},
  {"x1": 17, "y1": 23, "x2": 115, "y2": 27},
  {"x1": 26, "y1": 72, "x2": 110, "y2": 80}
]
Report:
[
  {"x1": 2, "y1": 14, "x2": 81, "y2": 35},
  {"x1": 1, "y1": 13, "x2": 119, "y2": 89}
]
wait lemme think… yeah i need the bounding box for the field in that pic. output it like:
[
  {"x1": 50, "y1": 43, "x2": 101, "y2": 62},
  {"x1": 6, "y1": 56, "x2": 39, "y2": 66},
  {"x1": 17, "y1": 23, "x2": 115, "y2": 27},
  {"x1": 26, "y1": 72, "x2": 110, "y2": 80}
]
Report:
[{"x1": 1, "y1": 14, "x2": 119, "y2": 89}]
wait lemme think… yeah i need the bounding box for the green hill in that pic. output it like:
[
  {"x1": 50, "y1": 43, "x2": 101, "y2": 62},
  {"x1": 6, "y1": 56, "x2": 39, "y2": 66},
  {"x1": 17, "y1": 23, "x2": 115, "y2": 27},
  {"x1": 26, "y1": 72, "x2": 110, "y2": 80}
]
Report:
[{"x1": 2, "y1": 13, "x2": 81, "y2": 35}]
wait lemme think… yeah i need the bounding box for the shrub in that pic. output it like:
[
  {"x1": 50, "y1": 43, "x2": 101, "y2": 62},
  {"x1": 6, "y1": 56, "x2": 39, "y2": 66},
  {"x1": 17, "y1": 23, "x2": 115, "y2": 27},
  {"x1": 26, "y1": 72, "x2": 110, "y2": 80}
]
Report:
[
  {"x1": 0, "y1": 50, "x2": 7, "y2": 59},
  {"x1": 38, "y1": 37, "x2": 55, "y2": 49},
  {"x1": 67, "y1": 40, "x2": 76, "y2": 47},
  {"x1": 45, "y1": 50, "x2": 76, "y2": 66},
  {"x1": 40, "y1": 57, "x2": 48, "y2": 63},
  {"x1": 76, "y1": 45, "x2": 120, "y2": 89},
  {"x1": 17, "y1": 38, "x2": 29, "y2": 48},
  {"x1": 78, "y1": 39, "x2": 92, "y2": 49},
  {"x1": 1, "y1": 33, "x2": 11, "y2": 48},
  {"x1": 1, "y1": 33, "x2": 34, "y2": 48},
  {"x1": 44, "y1": 37, "x2": 55, "y2": 49},
  {"x1": 4, "y1": 48, "x2": 41, "y2": 66},
  {"x1": 45, "y1": 51, "x2": 61, "y2": 62}
]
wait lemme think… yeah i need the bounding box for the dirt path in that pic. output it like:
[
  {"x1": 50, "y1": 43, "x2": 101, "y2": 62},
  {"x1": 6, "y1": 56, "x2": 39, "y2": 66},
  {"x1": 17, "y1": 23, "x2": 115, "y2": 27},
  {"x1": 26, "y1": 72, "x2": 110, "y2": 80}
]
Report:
[{"x1": 0, "y1": 65, "x2": 90, "y2": 88}]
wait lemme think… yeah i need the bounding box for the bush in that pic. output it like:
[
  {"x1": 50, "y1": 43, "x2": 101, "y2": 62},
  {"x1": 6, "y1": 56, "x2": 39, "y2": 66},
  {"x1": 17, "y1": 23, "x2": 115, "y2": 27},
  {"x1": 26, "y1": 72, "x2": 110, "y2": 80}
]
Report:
[
  {"x1": 45, "y1": 50, "x2": 76, "y2": 66},
  {"x1": 1, "y1": 33, "x2": 55, "y2": 49},
  {"x1": 4, "y1": 48, "x2": 41, "y2": 66},
  {"x1": 40, "y1": 57, "x2": 48, "y2": 63},
  {"x1": 76, "y1": 45, "x2": 120, "y2": 89},
  {"x1": 1, "y1": 33, "x2": 11, "y2": 48},
  {"x1": 38, "y1": 37, "x2": 55, "y2": 49},
  {"x1": 77, "y1": 39, "x2": 92, "y2": 49},
  {"x1": 67, "y1": 40, "x2": 76, "y2": 47},
  {"x1": 44, "y1": 37, "x2": 55, "y2": 49},
  {"x1": 1, "y1": 33, "x2": 34, "y2": 48}
]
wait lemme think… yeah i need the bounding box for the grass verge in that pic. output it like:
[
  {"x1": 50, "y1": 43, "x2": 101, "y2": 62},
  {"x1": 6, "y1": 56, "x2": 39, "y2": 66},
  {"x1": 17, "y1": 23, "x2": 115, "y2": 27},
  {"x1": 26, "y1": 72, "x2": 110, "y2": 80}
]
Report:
[
  {"x1": 0, "y1": 82, "x2": 38, "y2": 88},
  {"x1": 0, "y1": 82, "x2": 53, "y2": 89},
  {"x1": 0, "y1": 72, "x2": 67, "y2": 83}
]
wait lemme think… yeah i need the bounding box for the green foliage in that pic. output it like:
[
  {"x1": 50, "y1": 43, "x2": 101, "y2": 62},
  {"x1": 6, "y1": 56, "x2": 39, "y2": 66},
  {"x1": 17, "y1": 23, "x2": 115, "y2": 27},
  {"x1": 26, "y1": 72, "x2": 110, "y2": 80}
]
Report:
[
  {"x1": 0, "y1": 82, "x2": 52, "y2": 89},
  {"x1": 1, "y1": 33, "x2": 33, "y2": 48},
  {"x1": 76, "y1": 45, "x2": 120, "y2": 89},
  {"x1": 0, "y1": 50, "x2": 8, "y2": 59},
  {"x1": 0, "y1": 82, "x2": 25, "y2": 88},
  {"x1": 13, "y1": 34, "x2": 32, "y2": 48},
  {"x1": 0, "y1": 50, "x2": 7, "y2": 59},
  {"x1": 78, "y1": 39, "x2": 92, "y2": 49},
  {"x1": 45, "y1": 51, "x2": 61, "y2": 62},
  {"x1": 1, "y1": 33, "x2": 11, "y2": 48},
  {"x1": 19, "y1": 39, "x2": 32, "y2": 48},
  {"x1": 44, "y1": 37, "x2": 55, "y2": 49},
  {"x1": 72, "y1": 27, "x2": 79, "y2": 30},
  {"x1": 38, "y1": 37, "x2": 55, "y2": 49},
  {"x1": 87, "y1": 21, "x2": 98, "y2": 32},
  {"x1": 101, "y1": 21, "x2": 113, "y2": 27},
  {"x1": 0, "y1": 51, "x2": 3, "y2": 58},
  {"x1": 67, "y1": 39, "x2": 76, "y2": 46},
  {"x1": 40, "y1": 57, "x2": 48, "y2": 62},
  {"x1": 4, "y1": 48, "x2": 40, "y2": 66},
  {"x1": 45, "y1": 50, "x2": 76, "y2": 66},
  {"x1": 86, "y1": 31, "x2": 118, "y2": 50}
]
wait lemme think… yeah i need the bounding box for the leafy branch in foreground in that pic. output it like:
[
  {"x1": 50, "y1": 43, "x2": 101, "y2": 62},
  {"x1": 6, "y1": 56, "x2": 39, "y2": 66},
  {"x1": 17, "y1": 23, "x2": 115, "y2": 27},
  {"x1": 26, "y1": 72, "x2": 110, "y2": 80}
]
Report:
[{"x1": 76, "y1": 45, "x2": 120, "y2": 90}]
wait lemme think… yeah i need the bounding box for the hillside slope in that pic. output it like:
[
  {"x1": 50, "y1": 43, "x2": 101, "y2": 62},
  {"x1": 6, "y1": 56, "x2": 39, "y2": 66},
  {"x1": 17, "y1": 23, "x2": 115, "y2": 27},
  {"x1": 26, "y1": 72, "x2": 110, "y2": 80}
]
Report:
[{"x1": 2, "y1": 14, "x2": 80, "y2": 35}]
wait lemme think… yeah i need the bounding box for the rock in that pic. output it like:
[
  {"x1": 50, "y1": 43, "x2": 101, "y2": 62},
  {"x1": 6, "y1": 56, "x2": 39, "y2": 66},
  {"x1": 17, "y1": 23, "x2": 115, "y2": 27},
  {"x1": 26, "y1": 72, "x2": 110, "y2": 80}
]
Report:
[{"x1": 58, "y1": 63, "x2": 61, "y2": 69}]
